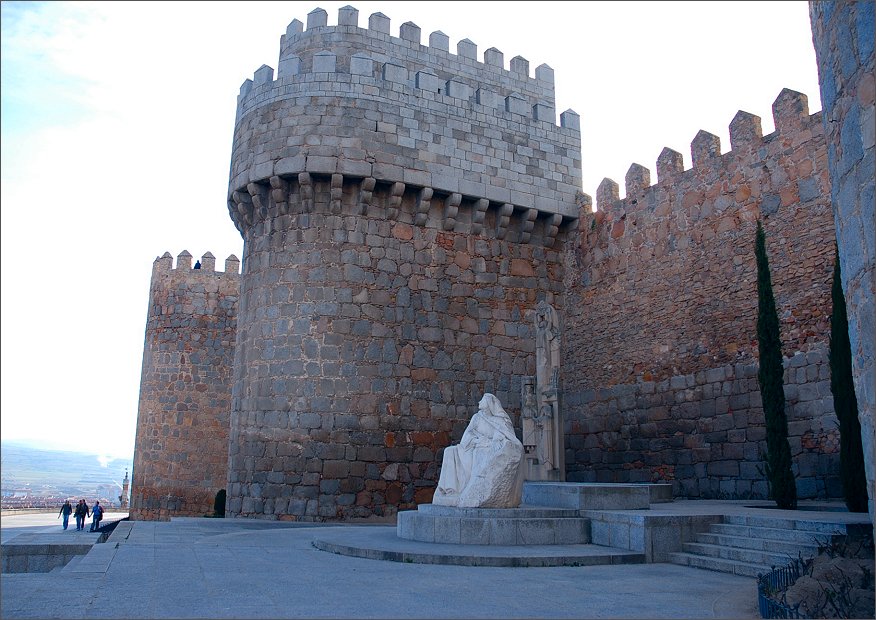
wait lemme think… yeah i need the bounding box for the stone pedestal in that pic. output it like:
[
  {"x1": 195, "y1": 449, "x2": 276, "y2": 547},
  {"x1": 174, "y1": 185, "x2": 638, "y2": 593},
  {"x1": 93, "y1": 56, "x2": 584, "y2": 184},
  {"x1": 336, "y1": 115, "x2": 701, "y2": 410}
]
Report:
[
  {"x1": 523, "y1": 482, "x2": 653, "y2": 510},
  {"x1": 397, "y1": 504, "x2": 590, "y2": 545}
]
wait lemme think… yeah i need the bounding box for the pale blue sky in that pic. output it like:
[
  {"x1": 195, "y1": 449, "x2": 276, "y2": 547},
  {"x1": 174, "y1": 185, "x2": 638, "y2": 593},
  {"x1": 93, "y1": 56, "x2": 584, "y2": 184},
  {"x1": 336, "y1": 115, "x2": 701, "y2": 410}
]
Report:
[{"x1": 0, "y1": 1, "x2": 822, "y2": 460}]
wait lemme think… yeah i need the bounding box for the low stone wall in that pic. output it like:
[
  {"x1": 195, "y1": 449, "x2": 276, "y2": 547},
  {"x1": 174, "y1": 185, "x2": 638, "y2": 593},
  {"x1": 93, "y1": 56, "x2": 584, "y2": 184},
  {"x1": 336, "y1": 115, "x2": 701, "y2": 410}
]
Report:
[
  {"x1": 582, "y1": 511, "x2": 721, "y2": 563},
  {"x1": 566, "y1": 344, "x2": 841, "y2": 500},
  {"x1": 1, "y1": 544, "x2": 92, "y2": 573}
]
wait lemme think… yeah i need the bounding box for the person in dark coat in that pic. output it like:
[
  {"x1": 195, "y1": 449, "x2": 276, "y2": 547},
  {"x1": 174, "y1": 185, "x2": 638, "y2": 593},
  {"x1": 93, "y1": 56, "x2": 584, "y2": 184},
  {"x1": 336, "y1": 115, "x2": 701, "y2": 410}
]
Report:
[
  {"x1": 74, "y1": 499, "x2": 90, "y2": 531},
  {"x1": 58, "y1": 500, "x2": 73, "y2": 530}
]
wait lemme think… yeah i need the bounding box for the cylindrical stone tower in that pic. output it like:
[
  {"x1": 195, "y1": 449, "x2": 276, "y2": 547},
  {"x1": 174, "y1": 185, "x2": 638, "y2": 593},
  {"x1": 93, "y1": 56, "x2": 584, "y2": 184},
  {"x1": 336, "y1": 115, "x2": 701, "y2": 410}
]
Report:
[
  {"x1": 810, "y1": 0, "x2": 876, "y2": 520},
  {"x1": 130, "y1": 250, "x2": 240, "y2": 520},
  {"x1": 225, "y1": 6, "x2": 582, "y2": 520}
]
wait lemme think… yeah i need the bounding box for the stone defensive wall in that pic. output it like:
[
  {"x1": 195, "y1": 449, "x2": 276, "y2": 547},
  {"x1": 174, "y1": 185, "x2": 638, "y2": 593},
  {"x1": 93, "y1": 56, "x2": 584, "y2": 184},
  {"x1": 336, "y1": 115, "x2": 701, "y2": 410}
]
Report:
[
  {"x1": 225, "y1": 5, "x2": 579, "y2": 521},
  {"x1": 561, "y1": 89, "x2": 841, "y2": 499},
  {"x1": 130, "y1": 5, "x2": 870, "y2": 520},
  {"x1": 130, "y1": 251, "x2": 240, "y2": 520}
]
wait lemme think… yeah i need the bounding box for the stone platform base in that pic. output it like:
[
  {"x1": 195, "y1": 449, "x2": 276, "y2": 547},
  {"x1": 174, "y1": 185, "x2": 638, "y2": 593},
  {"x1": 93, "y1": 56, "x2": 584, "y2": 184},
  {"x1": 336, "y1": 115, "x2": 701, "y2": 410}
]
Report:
[
  {"x1": 522, "y1": 481, "x2": 675, "y2": 510},
  {"x1": 312, "y1": 526, "x2": 644, "y2": 567},
  {"x1": 642, "y1": 483, "x2": 674, "y2": 503},
  {"x1": 313, "y1": 481, "x2": 685, "y2": 567},
  {"x1": 397, "y1": 504, "x2": 590, "y2": 545}
]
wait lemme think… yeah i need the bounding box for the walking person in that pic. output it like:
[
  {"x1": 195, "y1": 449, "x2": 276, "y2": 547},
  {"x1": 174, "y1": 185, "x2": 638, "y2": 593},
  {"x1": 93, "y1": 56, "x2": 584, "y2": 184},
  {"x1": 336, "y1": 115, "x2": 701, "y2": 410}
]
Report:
[
  {"x1": 89, "y1": 500, "x2": 103, "y2": 532},
  {"x1": 74, "y1": 499, "x2": 89, "y2": 531},
  {"x1": 58, "y1": 499, "x2": 73, "y2": 530}
]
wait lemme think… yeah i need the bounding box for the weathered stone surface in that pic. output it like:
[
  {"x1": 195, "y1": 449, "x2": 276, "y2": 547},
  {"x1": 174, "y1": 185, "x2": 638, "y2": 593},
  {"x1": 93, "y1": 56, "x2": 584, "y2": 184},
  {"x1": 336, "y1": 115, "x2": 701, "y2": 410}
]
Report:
[
  {"x1": 564, "y1": 346, "x2": 842, "y2": 500},
  {"x1": 228, "y1": 9, "x2": 581, "y2": 223},
  {"x1": 433, "y1": 394, "x2": 524, "y2": 508},
  {"x1": 226, "y1": 190, "x2": 565, "y2": 519},
  {"x1": 564, "y1": 90, "x2": 841, "y2": 500},
  {"x1": 133, "y1": 6, "x2": 869, "y2": 524},
  {"x1": 810, "y1": 0, "x2": 875, "y2": 519},
  {"x1": 131, "y1": 252, "x2": 240, "y2": 521},
  {"x1": 522, "y1": 300, "x2": 564, "y2": 481}
]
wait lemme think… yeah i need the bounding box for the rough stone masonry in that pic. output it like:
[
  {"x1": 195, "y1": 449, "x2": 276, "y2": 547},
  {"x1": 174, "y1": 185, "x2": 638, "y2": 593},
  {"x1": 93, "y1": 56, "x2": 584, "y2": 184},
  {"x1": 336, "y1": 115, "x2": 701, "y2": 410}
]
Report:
[{"x1": 130, "y1": 3, "x2": 874, "y2": 522}]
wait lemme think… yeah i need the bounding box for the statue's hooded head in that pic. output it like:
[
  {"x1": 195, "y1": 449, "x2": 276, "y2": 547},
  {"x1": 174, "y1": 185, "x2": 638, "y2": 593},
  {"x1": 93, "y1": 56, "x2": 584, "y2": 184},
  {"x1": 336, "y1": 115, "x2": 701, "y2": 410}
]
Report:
[{"x1": 479, "y1": 393, "x2": 501, "y2": 416}]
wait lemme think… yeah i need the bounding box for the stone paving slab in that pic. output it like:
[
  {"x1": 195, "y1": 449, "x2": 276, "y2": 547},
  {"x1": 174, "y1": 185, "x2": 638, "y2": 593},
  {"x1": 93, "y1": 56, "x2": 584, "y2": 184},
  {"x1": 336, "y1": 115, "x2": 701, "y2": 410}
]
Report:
[
  {"x1": 313, "y1": 525, "x2": 633, "y2": 566},
  {"x1": 0, "y1": 516, "x2": 121, "y2": 573},
  {"x1": 0, "y1": 510, "x2": 763, "y2": 619}
]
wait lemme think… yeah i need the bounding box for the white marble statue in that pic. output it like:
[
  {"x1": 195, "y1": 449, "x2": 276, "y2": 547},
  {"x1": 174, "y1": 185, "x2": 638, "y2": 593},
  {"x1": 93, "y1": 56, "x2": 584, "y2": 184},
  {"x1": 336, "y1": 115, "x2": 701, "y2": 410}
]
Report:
[{"x1": 433, "y1": 393, "x2": 524, "y2": 508}]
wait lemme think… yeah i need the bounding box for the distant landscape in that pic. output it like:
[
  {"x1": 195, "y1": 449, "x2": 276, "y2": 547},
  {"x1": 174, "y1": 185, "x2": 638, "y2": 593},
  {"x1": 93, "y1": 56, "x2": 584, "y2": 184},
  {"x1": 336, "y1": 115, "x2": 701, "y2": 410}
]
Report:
[{"x1": 1, "y1": 441, "x2": 133, "y2": 505}]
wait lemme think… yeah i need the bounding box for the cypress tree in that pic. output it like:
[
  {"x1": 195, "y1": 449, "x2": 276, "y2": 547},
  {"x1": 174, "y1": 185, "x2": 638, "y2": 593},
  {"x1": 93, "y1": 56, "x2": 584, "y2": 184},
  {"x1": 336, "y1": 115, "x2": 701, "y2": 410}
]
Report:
[
  {"x1": 755, "y1": 220, "x2": 797, "y2": 509},
  {"x1": 829, "y1": 247, "x2": 868, "y2": 512}
]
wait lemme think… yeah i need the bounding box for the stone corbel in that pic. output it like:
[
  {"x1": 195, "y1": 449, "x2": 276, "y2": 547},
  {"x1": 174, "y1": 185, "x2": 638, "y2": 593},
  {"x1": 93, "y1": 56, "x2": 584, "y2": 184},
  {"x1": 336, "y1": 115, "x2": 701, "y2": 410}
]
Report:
[
  {"x1": 520, "y1": 208, "x2": 537, "y2": 244},
  {"x1": 387, "y1": 182, "x2": 405, "y2": 220},
  {"x1": 414, "y1": 187, "x2": 433, "y2": 226},
  {"x1": 544, "y1": 213, "x2": 562, "y2": 247},
  {"x1": 359, "y1": 177, "x2": 376, "y2": 215},
  {"x1": 471, "y1": 198, "x2": 489, "y2": 235},
  {"x1": 496, "y1": 203, "x2": 514, "y2": 239},
  {"x1": 298, "y1": 172, "x2": 314, "y2": 212},
  {"x1": 247, "y1": 182, "x2": 269, "y2": 221},
  {"x1": 443, "y1": 193, "x2": 461, "y2": 231},
  {"x1": 270, "y1": 176, "x2": 290, "y2": 215},
  {"x1": 231, "y1": 190, "x2": 254, "y2": 227},
  {"x1": 330, "y1": 173, "x2": 344, "y2": 214}
]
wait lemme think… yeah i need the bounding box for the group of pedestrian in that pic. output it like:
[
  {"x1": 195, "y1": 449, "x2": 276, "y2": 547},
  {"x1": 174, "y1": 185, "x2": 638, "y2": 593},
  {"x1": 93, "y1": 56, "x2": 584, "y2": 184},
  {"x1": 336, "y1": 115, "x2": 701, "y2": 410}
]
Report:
[{"x1": 58, "y1": 499, "x2": 103, "y2": 531}]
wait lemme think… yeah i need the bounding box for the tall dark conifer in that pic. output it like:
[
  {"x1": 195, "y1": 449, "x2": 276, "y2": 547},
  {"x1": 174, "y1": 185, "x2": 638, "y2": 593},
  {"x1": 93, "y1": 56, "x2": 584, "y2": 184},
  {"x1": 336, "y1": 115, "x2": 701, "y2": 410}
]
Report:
[
  {"x1": 755, "y1": 220, "x2": 797, "y2": 509},
  {"x1": 829, "y1": 247, "x2": 868, "y2": 512}
]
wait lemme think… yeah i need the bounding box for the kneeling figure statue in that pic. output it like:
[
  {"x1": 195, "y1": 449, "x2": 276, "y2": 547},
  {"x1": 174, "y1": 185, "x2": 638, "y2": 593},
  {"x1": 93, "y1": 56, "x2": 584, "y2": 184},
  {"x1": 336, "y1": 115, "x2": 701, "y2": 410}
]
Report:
[{"x1": 433, "y1": 393, "x2": 524, "y2": 508}]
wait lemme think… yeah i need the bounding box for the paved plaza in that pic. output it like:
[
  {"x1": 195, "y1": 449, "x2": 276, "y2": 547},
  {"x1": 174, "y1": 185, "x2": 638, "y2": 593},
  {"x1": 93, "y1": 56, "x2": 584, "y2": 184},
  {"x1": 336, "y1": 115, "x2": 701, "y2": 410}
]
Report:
[{"x1": 0, "y1": 508, "x2": 764, "y2": 619}]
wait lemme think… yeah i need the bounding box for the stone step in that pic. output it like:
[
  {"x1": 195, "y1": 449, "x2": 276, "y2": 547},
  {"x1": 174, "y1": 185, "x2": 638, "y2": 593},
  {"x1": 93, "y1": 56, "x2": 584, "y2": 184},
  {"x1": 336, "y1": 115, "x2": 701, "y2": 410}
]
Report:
[
  {"x1": 682, "y1": 542, "x2": 801, "y2": 568},
  {"x1": 711, "y1": 523, "x2": 835, "y2": 545},
  {"x1": 314, "y1": 526, "x2": 645, "y2": 568},
  {"x1": 416, "y1": 504, "x2": 580, "y2": 519},
  {"x1": 398, "y1": 508, "x2": 591, "y2": 545},
  {"x1": 522, "y1": 482, "x2": 650, "y2": 510},
  {"x1": 696, "y1": 532, "x2": 821, "y2": 558},
  {"x1": 668, "y1": 551, "x2": 772, "y2": 578},
  {"x1": 722, "y1": 514, "x2": 857, "y2": 535}
]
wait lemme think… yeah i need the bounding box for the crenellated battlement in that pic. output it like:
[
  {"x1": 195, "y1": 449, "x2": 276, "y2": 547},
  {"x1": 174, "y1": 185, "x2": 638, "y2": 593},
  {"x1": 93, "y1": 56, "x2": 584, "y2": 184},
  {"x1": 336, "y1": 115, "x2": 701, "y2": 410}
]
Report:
[
  {"x1": 250, "y1": 6, "x2": 560, "y2": 123},
  {"x1": 152, "y1": 251, "x2": 241, "y2": 276},
  {"x1": 572, "y1": 85, "x2": 832, "y2": 384},
  {"x1": 228, "y1": 5, "x2": 582, "y2": 231},
  {"x1": 591, "y1": 89, "x2": 821, "y2": 213},
  {"x1": 562, "y1": 78, "x2": 839, "y2": 500}
]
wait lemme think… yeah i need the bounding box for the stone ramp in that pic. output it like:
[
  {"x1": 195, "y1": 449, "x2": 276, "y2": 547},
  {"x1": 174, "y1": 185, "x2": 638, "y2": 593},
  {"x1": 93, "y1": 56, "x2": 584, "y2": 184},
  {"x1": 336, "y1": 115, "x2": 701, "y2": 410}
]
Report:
[{"x1": 312, "y1": 525, "x2": 644, "y2": 567}]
